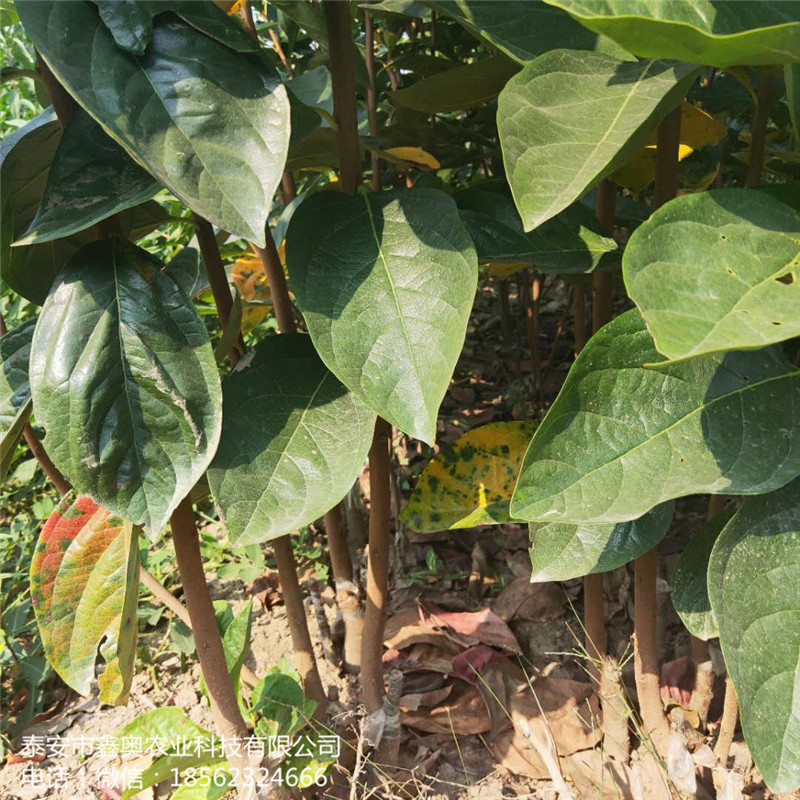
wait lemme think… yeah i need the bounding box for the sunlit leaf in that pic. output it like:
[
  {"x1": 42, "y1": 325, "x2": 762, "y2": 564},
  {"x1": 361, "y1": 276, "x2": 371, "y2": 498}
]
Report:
[
  {"x1": 30, "y1": 494, "x2": 138, "y2": 704},
  {"x1": 401, "y1": 421, "x2": 537, "y2": 532},
  {"x1": 232, "y1": 256, "x2": 272, "y2": 332},
  {"x1": 383, "y1": 146, "x2": 441, "y2": 170}
]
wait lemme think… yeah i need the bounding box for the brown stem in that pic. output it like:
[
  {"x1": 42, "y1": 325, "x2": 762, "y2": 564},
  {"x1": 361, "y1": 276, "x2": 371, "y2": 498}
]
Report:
[
  {"x1": 281, "y1": 172, "x2": 297, "y2": 202},
  {"x1": 714, "y1": 674, "x2": 738, "y2": 765},
  {"x1": 583, "y1": 573, "x2": 606, "y2": 679},
  {"x1": 599, "y1": 656, "x2": 630, "y2": 762},
  {"x1": 591, "y1": 180, "x2": 616, "y2": 334},
  {"x1": 745, "y1": 72, "x2": 775, "y2": 188},
  {"x1": 170, "y1": 498, "x2": 254, "y2": 794},
  {"x1": 22, "y1": 425, "x2": 70, "y2": 496},
  {"x1": 364, "y1": 9, "x2": 381, "y2": 192},
  {"x1": 499, "y1": 278, "x2": 512, "y2": 346},
  {"x1": 520, "y1": 270, "x2": 543, "y2": 401},
  {"x1": 325, "y1": 505, "x2": 364, "y2": 672},
  {"x1": 361, "y1": 418, "x2": 392, "y2": 714},
  {"x1": 254, "y1": 233, "x2": 296, "y2": 334},
  {"x1": 192, "y1": 214, "x2": 241, "y2": 366},
  {"x1": 324, "y1": 0, "x2": 362, "y2": 194}
]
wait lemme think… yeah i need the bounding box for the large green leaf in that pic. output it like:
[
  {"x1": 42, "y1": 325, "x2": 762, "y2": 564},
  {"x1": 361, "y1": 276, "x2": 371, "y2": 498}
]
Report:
[
  {"x1": 30, "y1": 494, "x2": 139, "y2": 704},
  {"x1": 529, "y1": 502, "x2": 674, "y2": 582},
  {"x1": 455, "y1": 184, "x2": 616, "y2": 273},
  {"x1": 286, "y1": 188, "x2": 478, "y2": 444},
  {"x1": 400, "y1": 421, "x2": 538, "y2": 532},
  {"x1": 432, "y1": 0, "x2": 629, "y2": 63},
  {"x1": 208, "y1": 335, "x2": 375, "y2": 544},
  {"x1": 671, "y1": 510, "x2": 731, "y2": 641},
  {"x1": 392, "y1": 56, "x2": 520, "y2": 113},
  {"x1": 545, "y1": 0, "x2": 800, "y2": 67},
  {"x1": 15, "y1": 111, "x2": 160, "y2": 246},
  {"x1": 29, "y1": 239, "x2": 221, "y2": 535},
  {"x1": 624, "y1": 189, "x2": 800, "y2": 361},
  {"x1": 497, "y1": 50, "x2": 698, "y2": 231},
  {"x1": 18, "y1": 0, "x2": 290, "y2": 247},
  {"x1": 510, "y1": 310, "x2": 800, "y2": 524},
  {"x1": 0, "y1": 318, "x2": 36, "y2": 481},
  {"x1": 93, "y1": 0, "x2": 258, "y2": 55},
  {"x1": 708, "y1": 477, "x2": 800, "y2": 792}
]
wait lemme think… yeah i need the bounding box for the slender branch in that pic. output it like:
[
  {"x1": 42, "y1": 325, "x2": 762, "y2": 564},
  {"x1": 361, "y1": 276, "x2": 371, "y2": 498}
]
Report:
[
  {"x1": 281, "y1": 172, "x2": 297, "y2": 202},
  {"x1": 254, "y1": 234, "x2": 296, "y2": 334},
  {"x1": 364, "y1": 9, "x2": 382, "y2": 192},
  {"x1": 324, "y1": 0, "x2": 362, "y2": 194},
  {"x1": 745, "y1": 72, "x2": 776, "y2": 188},
  {"x1": 714, "y1": 675, "x2": 738, "y2": 766},
  {"x1": 22, "y1": 425, "x2": 70, "y2": 496}
]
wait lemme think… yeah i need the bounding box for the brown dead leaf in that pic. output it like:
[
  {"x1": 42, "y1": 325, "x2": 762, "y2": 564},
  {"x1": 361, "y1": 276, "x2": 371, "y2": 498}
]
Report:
[
  {"x1": 399, "y1": 685, "x2": 453, "y2": 712},
  {"x1": 493, "y1": 577, "x2": 565, "y2": 622},
  {"x1": 421, "y1": 604, "x2": 521, "y2": 654},
  {"x1": 402, "y1": 682, "x2": 489, "y2": 735},
  {"x1": 384, "y1": 605, "x2": 461, "y2": 653}
]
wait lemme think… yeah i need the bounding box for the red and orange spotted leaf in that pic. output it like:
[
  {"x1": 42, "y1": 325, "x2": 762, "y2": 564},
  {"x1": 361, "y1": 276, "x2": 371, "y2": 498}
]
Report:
[
  {"x1": 400, "y1": 421, "x2": 537, "y2": 533},
  {"x1": 30, "y1": 494, "x2": 139, "y2": 705}
]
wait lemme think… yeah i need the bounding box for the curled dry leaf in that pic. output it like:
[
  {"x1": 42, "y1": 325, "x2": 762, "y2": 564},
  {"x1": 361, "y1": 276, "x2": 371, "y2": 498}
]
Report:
[{"x1": 492, "y1": 577, "x2": 566, "y2": 622}]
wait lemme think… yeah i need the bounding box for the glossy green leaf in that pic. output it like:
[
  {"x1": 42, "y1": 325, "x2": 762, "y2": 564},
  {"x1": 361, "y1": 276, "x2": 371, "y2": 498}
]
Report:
[
  {"x1": 222, "y1": 599, "x2": 251, "y2": 695},
  {"x1": 498, "y1": 49, "x2": 698, "y2": 231},
  {"x1": 401, "y1": 421, "x2": 537, "y2": 532},
  {"x1": 94, "y1": 0, "x2": 258, "y2": 55},
  {"x1": 18, "y1": 0, "x2": 290, "y2": 247},
  {"x1": 392, "y1": 56, "x2": 520, "y2": 113},
  {"x1": 529, "y1": 502, "x2": 674, "y2": 582},
  {"x1": 286, "y1": 188, "x2": 478, "y2": 444},
  {"x1": 30, "y1": 494, "x2": 138, "y2": 704},
  {"x1": 208, "y1": 335, "x2": 375, "y2": 544},
  {"x1": 671, "y1": 510, "x2": 731, "y2": 641},
  {"x1": 546, "y1": 0, "x2": 800, "y2": 67},
  {"x1": 165, "y1": 246, "x2": 209, "y2": 299},
  {"x1": 30, "y1": 239, "x2": 222, "y2": 535},
  {"x1": 624, "y1": 189, "x2": 800, "y2": 361},
  {"x1": 0, "y1": 318, "x2": 35, "y2": 482},
  {"x1": 432, "y1": 0, "x2": 629, "y2": 63},
  {"x1": 15, "y1": 111, "x2": 160, "y2": 246},
  {"x1": 455, "y1": 184, "x2": 617, "y2": 273},
  {"x1": 708, "y1": 477, "x2": 800, "y2": 792},
  {"x1": 510, "y1": 310, "x2": 800, "y2": 524}
]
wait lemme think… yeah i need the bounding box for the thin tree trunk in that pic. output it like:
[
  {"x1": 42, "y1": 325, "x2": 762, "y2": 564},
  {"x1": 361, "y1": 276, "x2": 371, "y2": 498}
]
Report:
[
  {"x1": 714, "y1": 675, "x2": 738, "y2": 766},
  {"x1": 364, "y1": 9, "x2": 381, "y2": 192},
  {"x1": 745, "y1": 72, "x2": 775, "y2": 188},
  {"x1": 22, "y1": 425, "x2": 70, "y2": 496}
]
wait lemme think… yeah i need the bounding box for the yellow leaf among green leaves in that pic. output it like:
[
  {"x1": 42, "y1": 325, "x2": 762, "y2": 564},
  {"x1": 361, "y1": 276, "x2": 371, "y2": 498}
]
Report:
[
  {"x1": 382, "y1": 146, "x2": 441, "y2": 170},
  {"x1": 611, "y1": 101, "x2": 726, "y2": 194},
  {"x1": 232, "y1": 256, "x2": 273, "y2": 332},
  {"x1": 400, "y1": 421, "x2": 537, "y2": 533},
  {"x1": 485, "y1": 260, "x2": 529, "y2": 279}
]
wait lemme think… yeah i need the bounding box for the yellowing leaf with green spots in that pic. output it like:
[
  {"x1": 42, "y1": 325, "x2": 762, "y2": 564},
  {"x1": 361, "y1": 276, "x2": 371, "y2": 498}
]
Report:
[
  {"x1": 400, "y1": 421, "x2": 537, "y2": 532},
  {"x1": 611, "y1": 101, "x2": 726, "y2": 194},
  {"x1": 30, "y1": 494, "x2": 139, "y2": 705}
]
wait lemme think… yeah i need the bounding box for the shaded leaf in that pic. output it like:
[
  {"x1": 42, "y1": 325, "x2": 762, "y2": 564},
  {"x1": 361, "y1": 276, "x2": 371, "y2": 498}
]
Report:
[
  {"x1": 165, "y1": 246, "x2": 209, "y2": 299},
  {"x1": 529, "y1": 502, "x2": 675, "y2": 582},
  {"x1": 30, "y1": 494, "x2": 138, "y2": 704},
  {"x1": 432, "y1": 0, "x2": 629, "y2": 63},
  {"x1": 392, "y1": 56, "x2": 520, "y2": 113},
  {"x1": 15, "y1": 110, "x2": 160, "y2": 245},
  {"x1": 286, "y1": 188, "x2": 478, "y2": 444},
  {"x1": 19, "y1": 0, "x2": 290, "y2": 247},
  {"x1": 624, "y1": 189, "x2": 800, "y2": 361},
  {"x1": 456, "y1": 184, "x2": 616, "y2": 274},
  {"x1": 401, "y1": 421, "x2": 537, "y2": 532},
  {"x1": 30, "y1": 239, "x2": 221, "y2": 535},
  {"x1": 510, "y1": 310, "x2": 800, "y2": 523},
  {"x1": 498, "y1": 49, "x2": 698, "y2": 231},
  {"x1": 208, "y1": 334, "x2": 375, "y2": 544},
  {"x1": 0, "y1": 318, "x2": 36, "y2": 481},
  {"x1": 547, "y1": 0, "x2": 800, "y2": 67},
  {"x1": 671, "y1": 510, "x2": 731, "y2": 641},
  {"x1": 787, "y1": 63, "x2": 800, "y2": 141},
  {"x1": 708, "y1": 476, "x2": 800, "y2": 792}
]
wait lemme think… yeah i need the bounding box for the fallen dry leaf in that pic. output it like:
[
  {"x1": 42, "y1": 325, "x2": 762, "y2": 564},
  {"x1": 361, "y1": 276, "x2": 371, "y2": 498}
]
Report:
[
  {"x1": 402, "y1": 682, "x2": 489, "y2": 735},
  {"x1": 493, "y1": 577, "x2": 565, "y2": 622},
  {"x1": 421, "y1": 604, "x2": 521, "y2": 654}
]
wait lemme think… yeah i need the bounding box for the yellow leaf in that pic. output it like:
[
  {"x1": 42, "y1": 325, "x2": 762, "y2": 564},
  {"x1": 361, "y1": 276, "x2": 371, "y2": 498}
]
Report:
[
  {"x1": 485, "y1": 261, "x2": 528, "y2": 279},
  {"x1": 611, "y1": 101, "x2": 726, "y2": 194},
  {"x1": 214, "y1": 0, "x2": 245, "y2": 15},
  {"x1": 400, "y1": 421, "x2": 538, "y2": 533},
  {"x1": 232, "y1": 257, "x2": 272, "y2": 332},
  {"x1": 383, "y1": 146, "x2": 441, "y2": 170}
]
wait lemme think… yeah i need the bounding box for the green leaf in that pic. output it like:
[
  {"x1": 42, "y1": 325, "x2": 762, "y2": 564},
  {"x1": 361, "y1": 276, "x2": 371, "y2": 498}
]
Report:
[
  {"x1": 169, "y1": 766, "x2": 231, "y2": 800},
  {"x1": 222, "y1": 599, "x2": 252, "y2": 695},
  {"x1": 94, "y1": 0, "x2": 258, "y2": 55},
  {"x1": 286, "y1": 188, "x2": 478, "y2": 444},
  {"x1": 15, "y1": 111, "x2": 160, "y2": 246},
  {"x1": 400, "y1": 421, "x2": 537, "y2": 532},
  {"x1": 510, "y1": 309, "x2": 800, "y2": 524},
  {"x1": 624, "y1": 189, "x2": 800, "y2": 361},
  {"x1": 165, "y1": 246, "x2": 209, "y2": 299},
  {"x1": 252, "y1": 671, "x2": 314, "y2": 738},
  {"x1": 455, "y1": 184, "x2": 617, "y2": 273},
  {"x1": 708, "y1": 477, "x2": 800, "y2": 792},
  {"x1": 498, "y1": 49, "x2": 698, "y2": 231},
  {"x1": 30, "y1": 494, "x2": 139, "y2": 704},
  {"x1": 392, "y1": 56, "x2": 520, "y2": 113},
  {"x1": 545, "y1": 0, "x2": 800, "y2": 67},
  {"x1": 529, "y1": 502, "x2": 674, "y2": 582},
  {"x1": 671, "y1": 510, "x2": 731, "y2": 641},
  {"x1": 18, "y1": 0, "x2": 290, "y2": 247},
  {"x1": 432, "y1": 0, "x2": 630, "y2": 63},
  {"x1": 208, "y1": 334, "x2": 375, "y2": 544},
  {"x1": 0, "y1": 318, "x2": 35, "y2": 482},
  {"x1": 29, "y1": 239, "x2": 222, "y2": 535},
  {"x1": 786, "y1": 63, "x2": 800, "y2": 143}
]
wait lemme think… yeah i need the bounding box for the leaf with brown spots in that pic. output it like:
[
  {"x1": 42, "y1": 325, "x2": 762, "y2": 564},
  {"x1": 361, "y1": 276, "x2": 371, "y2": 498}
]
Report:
[
  {"x1": 232, "y1": 256, "x2": 273, "y2": 333},
  {"x1": 30, "y1": 494, "x2": 139, "y2": 705},
  {"x1": 400, "y1": 421, "x2": 537, "y2": 532}
]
